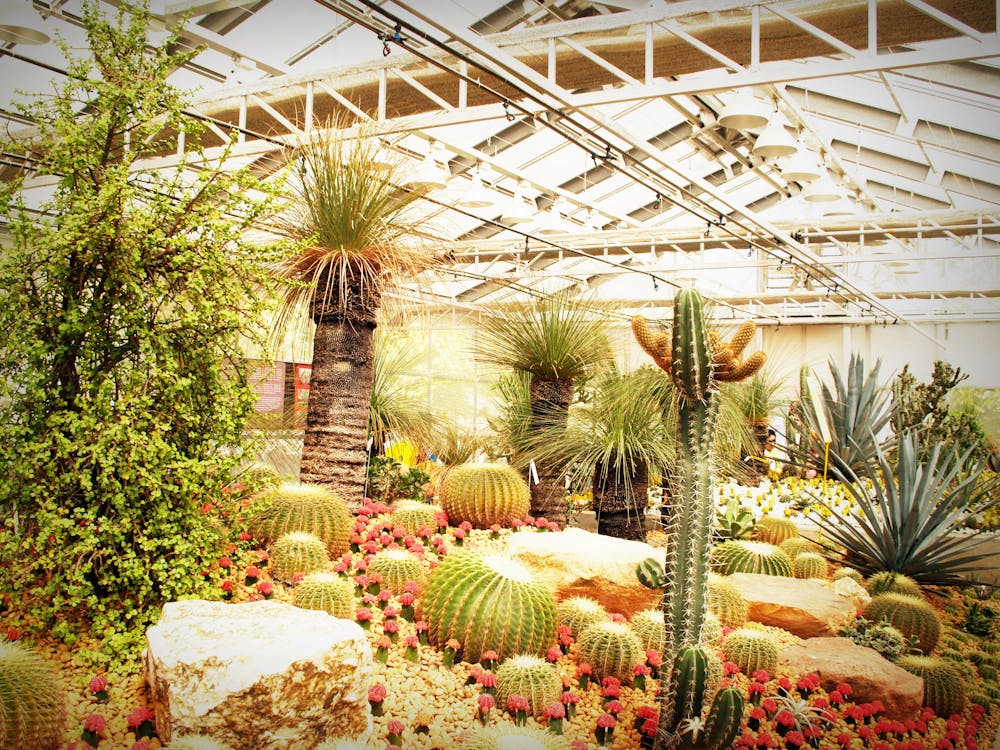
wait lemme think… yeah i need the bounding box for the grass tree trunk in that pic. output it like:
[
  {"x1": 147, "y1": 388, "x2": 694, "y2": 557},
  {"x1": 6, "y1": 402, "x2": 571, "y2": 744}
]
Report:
[
  {"x1": 594, "y1": 460, "x2": 648, "y2": 542},
  {"x1": 528, "y1": 375, "x2": 574, "y2": 525}
]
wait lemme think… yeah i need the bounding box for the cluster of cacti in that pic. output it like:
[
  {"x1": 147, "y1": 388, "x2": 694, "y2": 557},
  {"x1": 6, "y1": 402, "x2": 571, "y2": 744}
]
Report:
[
  {"x1": 457, "y1": 723, "x2": 570, "y2": 750},
  {"x1": 707, "y1": 573, "x2": 749, "y2": 628},
  {"x1": 577, "y1": 621, "x2": 647, "y2": 682},
  {"x1": 779, "y1": 536, "x2": 821, "y2": 560},
  {"x1": 832, "y1": 566, "x2": 864, "y2": 585},
  {"x1": 711, "y1": 540, "x2": 793, "y2": 577},
  {"x1": 0, "y1": 641, "x2": 66, "y2": 750},
  {"x1": 896, "y1": 655, "x2": 967, "y2": 717},
  {"x1": 632, "y1": 292, "x2": 763, "y2": 749},
  {"x1": 753, "y1": 515, "x2": 800, "y2": 545},
  {"x1": 630, "y1": 608, "x2": 667, "y2": 655},
  {"x1": 247, "y1": 481, "x2": 352, "y2": 556},
  {"x1": 389, "y1": 500, "x2": 441, "y2": 535},
  {"x1": 865, "y1": 571, "x2": 923, "y2": 598},
  {"x1": 438, "y1": 463, "x2": 530, "y2": 528},
  {"x1": 418, "y1": 549, "x2": 557, "y2": 662},
  {"x1": 270, "y1": 531, "x2": 331, "y2": 583},
  {"x1": 165, "y1": 737, "x2": 236, "y2": 750},
  {"x1": 556, "y1": 596, "x2": 608, "y2": 637},
  {"x1": 721, "y1": 627, "x2": 781, "y2": 676},
  {"x1": 665, "y1": 645, "x2": 745, "y2": 750},
  {"x1": 367, "y1": 548, "x2": 425, "y2": 595},
  {"x1": 792, "y1": 552, "x2": 829, "y2": 579},
  {"x1": 863, "y1": 592, "x2": 942, "y2": 654},
  {"x1": 495, "y1": 655, "x2": 563, "y2": 716},
  {"x1": 292, "y1": 572, "x2": 355, "y2": 618}
]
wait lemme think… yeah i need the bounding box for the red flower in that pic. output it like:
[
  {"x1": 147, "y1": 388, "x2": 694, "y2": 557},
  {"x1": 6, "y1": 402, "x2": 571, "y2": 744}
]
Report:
[
  {"x1": 507, "y1": 694, "x2": 529, "y2": 712},
  {"x1": 83, "y1": 714, "x2": 107, "y2": 732},
  {"x1": 604, "y1": 699, "x2": 624, "y2": 715},
  {"x1": 797, "y1": 673, "x2": 820, "y2": 691},
  {"x1": 577, "y1": 662, "x2": 593, "y2": 676},
  {"x1": 478, "y1": 672, "x2": 497, "y2": 688},
  {"x1": 608, "y1": 612, "x2": 626, "y2": 622},
  {"x1": 636, "y1": 705, "x2": 657, "y2": 720},
  {"x1": 218, "y1": 556, "x2": 231, "y2": 569},
  {"x1": 131, "y1": 742, "x2": 151, "y2": 750},
  {"x1": 641, "y1": 719, "x2": 657, "y2": 737},
  {"x1": 546, "y1": 645, "x2": 563, "y2": 662},
  {"x1": 836, "y1": 682, "x2": 853, "y2": 696},
  {"x1": 544, "y1": 702, "x2": 566, "y2": 719},
  {"x1": 220, "y1": 579, "x2": 233, "y2": 592},
  {"x1": 481, "y1": 649, "x2": 499, "y2": 664},
  {"x1": 634, "y1": 664, "x2": 651, "y2": 677},
  {"x1": 453, "y1": 528, "x2": 466, "y2": 539},
  {"x1": 256, "y1": 581, "x2": 273, "y2": 596},
  {"x1": 601, "y1": 683, "x2": 621, "y2": 699},
  {"x1": 404, "y1": 635, "x2": 419, "y2": 648},
  {"x1": 761, "y1": 698, "x2": 778, "y2": 714},
  {"x1": 837, "y1": 732, "x2": 853, "y2": 746},
  {"x1": 355, "y1": 608, "x2": 372, "y2": 622},
  {"x1": 785, "y1": 731, "x2": 805, "y2": 747},
  {"x1": 775, "y1": 709, "x2": 796, "y2": 727},
  {"x1": 646, "y1": 649, "x2": 662, "y2": 668},
  {"x1": 478, "y1": 694, "x2": 495, "y2": 711},
  {"x1": 88, "y1": 675, "x2": 108, "y2": 693},
  {"x1": 369, "y1": 684, "x2": 387, "y2": 702},
  {"x1": 126, "y1": 707, "x2": 154, "y2": 728},
  {"x1": 748, "y1": 681, "x2": 766, "y2": 695},
  {"x1": 755, "y1": 731, "x2": 775, "y2": 748},
  {"x1": 387, "y1": 719, "x2": 405, "y2": 735},
  {"x1": 596, "y1": 713, "x2": 616, "y2": 729},
  {"x1": 415, "y1": 620, "x2": 428, "y2": 632},
  {"x1": 828, "y1": 690, "x2": 844, "y2": 704},
  {"x1": 753, "y1": 669, "x2": 770, "y2": 682},
  {"x1": 561, "y1": 691, "x2": 580, "y2": 705},
  {"x1": 398, "y1": 592, "x2": 415, "y2": 606},
  {"x1": 245, "y1": 565, "x2": 261, "y2": 579},
  {"x1": 723, "y1": 660, "x2": 741, "y2": 675},
  {"x1": 239, "y1": 531, "x2": 252, "y2": 541}
]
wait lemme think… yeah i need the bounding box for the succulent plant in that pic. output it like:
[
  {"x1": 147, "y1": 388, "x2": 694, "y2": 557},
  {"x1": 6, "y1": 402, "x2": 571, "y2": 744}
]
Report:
[
  {"x1": 577, "y1": 621, "x2": 647, "y2": 682},
  {"x1": 270, "y1": 531, "x2": 332, "y2": 583},
  {"x1": 236, "y1": 461, "x2": 283, "y2": 492},
  {"x1": 839, "y1": 616, "x2": 909, "y2": 660},
  {"x1": 701, "y1": 611, "x2": 723, "y2": 646},
  {"x1": 979, "y1": 663, "x2": 999, "y2": 681},
  {"x1": 832, "y1": 566, "x2": 864, "y2": 585},
  {"x1": 367, "y1": 548, "x2": 425, "y2": 595},
  {"x1": 0, "y1": 641, "x2": 66, "y2": 750},
  {"x1": 495, "y1": 654, "x2": 563, "y2": 716},
  {"x1": 711, "y1": 540, "x2": 793, "y2": 577},
  {"x1": 438, "y1": 463, "x2": 530, "y2": 529},
  {"x1": 793, "y1": 552, "x2": 829, "y2": 580},
  {"x1": 457, "y1": 723, "x2": 571, "y2": 750},
  {"x1": 248, "y1": 481, "x2": 352, "y2": 556},
  {"x1": 164, "y1": 736, "x2": 236, "y2": 750},
  {"x1": 389, "y1": 500, "x2": 441, "y2": 535},
  {"x1": 556, "y1": 596, "x2": 608, "y2": 638},
  {"x1": 865, "y1": 571, "x2": 923, "y2": 598},
  {"x1": 896, "y1": 655, "x2": 967, "y2": 717},
  {"x1": 753, "y1": 515, "x2": 800, "y2": 545},
  {"x1": 779, "y1": 537, "x2": 821, "y2": 560},
  {"x1": 721, "y1": 627, "x2": 780, "y2": 676},
  {"x1": 666, "y1": 645, "x2": 745, "y2": 750},
  {"x1": 707, "y1": 573, "x2": 749, "y2": 628},
  {"x1": 419, "y1": 549, "x2": 557, "y2": 662},
  {"x1": 630, "y1": 608, "x2": 667, "y2": 656},
  {"x1": 292, "y1": 572, "x2": 355, "y2": 618},
  {"x1": 863, "y1": 592, "x2": 942, "y2": 655}
]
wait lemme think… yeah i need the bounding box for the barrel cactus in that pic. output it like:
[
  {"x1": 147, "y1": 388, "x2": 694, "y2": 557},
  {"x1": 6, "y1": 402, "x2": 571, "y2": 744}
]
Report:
[
  {"x1": 722, "y1": 627, "x2": 780, "y2": 676},
  {"x1": 577, "y1": 620, "x2": 647, "y2": 682},
  {"x1": 630, "y1": 608, "x2": 667, "y2": 656},
  {"x1": 896, "y1": 655, "x2": 967, "y2": 717},
  {"x1": 418, "y1": 549, "x2": 557, "y2": 662},
  {"x1": 753, "y1": 515, "x2": 800, "y2": 545},
  {"x1": 556, "y1": 596, "x2": 608, "y2": 638},
  {"x1": 457, "y1": 723, "x2": 570, "y2": 750},
  {"x1": 0, "y1": 641, "x2": 66, "y2": 750},
  {"x1": 866, "y1": 571, "x2": 923, "y2": 598},
  {"x1": 438, "y1": 463, "x2": 530, "y2": 528},
  {"x1": 779, "y1": 536, "x2": 821, "y2": 560},
  {"x1": 793, "y1": 552, "x2": 829, "y2": 579},
  {"x1": 712, "y1": 540, "x2": 793, "y2": 577},
  {"x1": 367, "y1": 549, "x2": 425, "y2": 595},
  {"x1": 293, "y1": 572, "x2": 355, "y2": 618},
  {"x1": 165, "y1": 737, "x2": 237, "y2": 750},
  {"x1": 707, "y1": 572, "x2": 749, "y2": 628},
  {"x1": 389, "y1": 500, "x2": 441, "y2": 535},
  {"x1": 270, "y1": 531, "x2": 331, "y2": 582},
  {"x1": 248, "y1": 481, "x2": 351, "y2": 556},
  {"x1": 495, "y1": 655, "x2": 563, "y2": 717},
  {"x1": 863, "y1": 592, "x2": 941, "y2": 655},
  {"x1": 701, "y1": 611, "x2": 723, "y2": 646},
  {"x1": 832, "y1": 566, "x2": 864, "y2": 585}
]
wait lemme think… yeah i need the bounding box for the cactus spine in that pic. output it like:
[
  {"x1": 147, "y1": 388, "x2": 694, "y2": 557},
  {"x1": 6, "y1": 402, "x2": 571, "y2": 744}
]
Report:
[
  {"x1": 863, "y1": 592, "x2": 942, "y2": 655},
  {"x1": 0, "y1": 642, "x2": 66, "y2": 750},
  {"x1": 495, "y1": 655, "x2": 563, "y2": 716},
  {"x1": 293, "y1": 572, "x2": 355, "y2": 618},
  {"x1": 457, "y1": 724, "x2": 570, "y2": 750},
  {"x1": 577, "y1": 621, "x2": 647, "y2": 682},
  {"x1": 389, "y1": 500, "x2": 441, "y2": 535},
  {"x1": 707, "y1": 573, "x2": 749, "y2": 629},
  {"x1": 164, "y1": 736, "x2": 237, "y2": 750},
  {"x1": 896, "y1": 655, "x2": 967, "y2": 717},
  {"x1": 753, "y1": 515, "x2": 800, "y2": 545},
  {"x1": 779, "y1": 537, "x2": 821, "y2": 560},
  {"x1": 630, "y1": 608, "x2": 667, "y2": 656},
  {"x1": 438, "y1": 464, "x2": 530, "y2": 528},
  {"x1": 865, "y1": 571, "x2": 923, "y2": 598},
  {"x1": 632, "y1": 289, "x2": 761, "y2": 750},
  {"x1": 711, "y1": 540, "x2": 794, "y2": 577},
  {"x1": 793, "y1": 552, "x2": 829, "y2": 579},
  {"x1": 270, "y1": 531, "x2": 331, "y2": 583}
]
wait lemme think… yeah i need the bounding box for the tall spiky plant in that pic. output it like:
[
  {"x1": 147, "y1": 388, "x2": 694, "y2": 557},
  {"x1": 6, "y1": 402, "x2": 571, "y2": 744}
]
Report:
[
  {"x1": 369, "y1": 328, "x2": 440, "y2": 456},
  {"x1": 472, "y1": 291, "x2": 613, "y2": 525},
  {"x1": 273, "y1": 120, "x2": 442, "y2": 503}
]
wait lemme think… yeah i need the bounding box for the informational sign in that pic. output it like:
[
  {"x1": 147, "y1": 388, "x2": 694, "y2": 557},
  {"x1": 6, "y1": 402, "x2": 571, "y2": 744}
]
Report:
[
  {"x1": 294, "y1": 363, "x2": 312, "y2": 428},
  {"x1": 250, "y1": 361, "x2": 285, "y2": 414}
]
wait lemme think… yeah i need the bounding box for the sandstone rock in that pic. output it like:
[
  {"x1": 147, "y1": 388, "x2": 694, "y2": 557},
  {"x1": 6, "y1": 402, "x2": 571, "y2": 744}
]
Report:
[
  {"x1": 729, "y1": 572, "x2": 862, "y2": 638},
  {"x1": 146, "y1": 600, "x2": 374, "y2": 749},
  {"x1": 780, "y1": 637, "x2": 924, "y2": 720},
  {"x1": 506, "y1": 527, "x2": 664, "y2": 617}
]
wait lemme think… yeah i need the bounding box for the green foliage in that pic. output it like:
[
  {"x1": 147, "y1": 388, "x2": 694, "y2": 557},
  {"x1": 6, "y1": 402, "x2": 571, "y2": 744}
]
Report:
[
  {"x1": 419, "y1": 550, "x2": 557, "y2": 662},
  {"x1": 839, "y1": 617, "x2": 909, "y2": 660},
  {"x1": 292, "y1": 572, "x2": 356, "y2": 618},
  {"x1": 711, "y1": 540, "x2": 794, "y2": 577},
  {"x1": 270, "y1": 532, "x2": 332, "y2": 583},
  {"x1": 438, "y1": 463, "x2": 531, "y2": 528},
  {"x1": 247, "y1": 482, "x2": 352, "y2": 557},
  {"x1": 721, "y1": 627, "x2": 780, "y2": 675},
  {"x1": 0, "y1": 3, "x2": 287, "y2": 654},
  {"x1": 714, "y1": 499, "x2": 758, "y2": 541},
  {"x1": 866, "y1": 572, "x2": 923, "y2": 598},
  {"x1": 964, "y1": 601, "x2": 997, "y2": 638},
  {"x1": 427, "y1": 422, "x2": 487, "y2": 466},
  {"x1": 366, "y1": 455, "x2": 431, "y2": 505},
  {"x1": 863, "y1": 592, "x2": 942, "y2": 655},
  {"x1": 793, "y1": 552, "x2": 829, "y2": 579},
  {"x1": 457, "y1": 723, "x2": 571, "y2": 750},
  {"x1": 630, "y1": 608, "x2": 667, "y2": 656},
  {"x1": 753, "y1": 515, "x2": 800, "y2": 545},
  {"x1": 707, "y1": 573, "x2": 749, "y2": 629},
  {"x1": 577, "y1": 621, "x2": 647, "y2": 682},
  {"x1": 896, "y1": 655, "x2": 967, "y2": 717},
  {"x1": 388, "y1": 500, "x2": 441, "y2": 535},
  {"x1": 495, "y1": 654, "x2": 563, "y2": 716},
  {"x1": 368, "y1": 330, "x2": 441, "y2": 455},
  {"x1": 367, "y1": 549, "x2": 425, "y2": 595},
  {"x1": 556, "y1": 596, "x2": 608, "y2": 638},
  {"x1": 0, "y1": 642, "x2": 66, "y2": 750}
]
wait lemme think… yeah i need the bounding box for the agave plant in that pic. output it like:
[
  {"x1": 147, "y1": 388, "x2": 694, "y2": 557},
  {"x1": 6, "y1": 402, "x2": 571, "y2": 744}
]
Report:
[{"x1": 807, "y1": 430, "x2": 1000, "y2": 587}]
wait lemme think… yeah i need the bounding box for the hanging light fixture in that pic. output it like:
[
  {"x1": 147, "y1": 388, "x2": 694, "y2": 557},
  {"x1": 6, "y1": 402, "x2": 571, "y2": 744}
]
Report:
[
  {"x1": 500, "y1": 180, "x2": 536, "y2": 224},
  {"x1": 780, "y1": 147, "x2": 824, "y2": 183},
  {"x1": 404, "y1": 141, "x2": 448, "y2": 190},
  {"x1": 822, "y1": 195, "x2": 858, "y2": 217},
  {"x1": 752, "y1": 115, "x2": 798, "y2": 159},
  {"x1": 457, "y1": 164, "x2": 495, "y2": 209},
  {"x1": 717, "y1": 89, "x2": 769, "y2": 130},
  {"x1": 534, "y1": 198, "x2": 571, "y2": 235},
  {"x1": 0, "y1": 3, "x2": 49, "y2": 45},
  {"x1": 802, "y1": 171, "x2": 844, "y2": 202}
]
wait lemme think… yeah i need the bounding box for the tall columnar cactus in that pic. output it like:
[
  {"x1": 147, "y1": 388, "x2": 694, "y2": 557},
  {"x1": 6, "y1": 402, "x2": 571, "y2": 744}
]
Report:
[
  {"x1": 633, "y1": 289, "x2": 763, "y2": 749},
  {"x1": 896, "y1": 655, "x2": 967, "y2": 717},
  {"x1": 293, "y1": 572, "x2": 356, "y2": 618},
  {"x1": 863, "y1": 592, "x2": 942, "y2": 655},
  {"x1": 247, "y1": 482, "x2": 352, "y2": 556},
  {"x1": 438, "y1": 463, "x2": 531, "y2": 528},
  {"x1": 418, "y1": 549, "x2": 557, "y2": 662},
  {"x1": 367, "y1": 549, "x2": 425, "y2": 595},
  {"x1": 577, "y1": 621, "x2": 647, "y2": 682},
  {"x1": 495, "y1": 655, "x2": 563, "y2": 717},
  {"x1": 0, "y1": 641, "x2": 66, "y2": 750},
  {"x1": 271, "y1": 531, "x2": 332, "y2": 583}
]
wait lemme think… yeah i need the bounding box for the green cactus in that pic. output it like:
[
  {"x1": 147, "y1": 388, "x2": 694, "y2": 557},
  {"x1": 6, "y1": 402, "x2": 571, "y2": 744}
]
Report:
[
  {"x1": 979, "y1": 663, "x2": 999, "y2": 681},
  {"x1": 865, "y1": 571, "x2": 923, "y2": 598},
  {"x1": 457, "y1": 723, "x2": 571, "y2": 750},
  {"x1": 438, "y1": 463, "x2": 530, "y2": 528},
  {"x1": 701, "y1": 611, "x2": 723, "y2": 646},
  {"x1": 721, "y1": 627, "x2": 780, "y2": 676},
  {"x1": 832, "y1": 566, "x2": 864, "y2": 585},
  {"x1": 247, "y1": 481, "x2": 352, "y2": 556},
  {"x1": 389, "y1": 500, "x2": 441, "y2": 535},
  {"x1": 577, "y1": 621, "x2": 647, "y2": 682},
  {"x1": 293, "y1": 572, "x2": 355, "y2": 618},
  {"x1": 753, "y1": 515, "x2": 800, "y2": 545},
  {"x1": 164, "y1": 737, "x2": 237, "y2": 750},
  {"x1": 969, "y1": 692, "x2": 995, "y2": 709},
  {"x1": 864, "y1": 592, "x2": 942, "y2": 655},
  {"x1": 707, "y1": 573, "x2": 749, "y2": 628},
  {"x1": 793, "y1": 552, "x2": 829, "y2": 579},
  {"x1": 711, "y1": 540, "x2": 793, "y2": 577},
  {"x1": 0, "y1": 641, "x2": 66, "y2": 750},
  {"x1": 236, "y1": 461, "x2": 283, "y2": 492},
  {"x1": 631, "y1": 608, "x2": 667, "y2": 656},
  {"x1": 367, "y1": 548, "x2": 425, "y2": 595},
  {"x1": 779, "y1": 537, "x2": 821, "y2": 560},
  {"x1": 699, "y1": 686, "x2": 746, "y2": 750},
  {"x1": 270, "y1": 531, "x2": 331, "y2": 583},
  {"x1": 556, "y1": 596, "x2": 608, "y2": 638},
  {"x1": 418, "y1": 549, "x2": 557, "y2": 662},
  {"x1": 896, "y1": 655, "x2": 967, "y2": 717},
  {"x1": 495, "y1": 654, "x2": 563, "y2": 717}
]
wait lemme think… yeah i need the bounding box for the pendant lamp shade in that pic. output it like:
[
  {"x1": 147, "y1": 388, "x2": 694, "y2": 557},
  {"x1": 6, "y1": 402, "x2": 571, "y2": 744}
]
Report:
[
  {"x1": 500, "y1": 180, "x2": 536, "y2": 224},
  {"x1": 822, "y1": 196, "x2": 857, "y2": 217},
  {"x1": 405, "y1": 145, "x2": 448, "y2": 190},
  {"x1": 802, "y1": 172, "x2": 843, "y2": 202},
  {"x1": 534, "y1": 199, "x2": 570, "y2": 235},
  {"x1": 780, "y1": 148, "x2": 823, "y2": 183},
  {"x1": 457, "y1": 167, "x2": 494, "y2": 208},
  {"x1": 717, "y1": 90, "x2": 769, "y2": 130},
  {"x1": 752, "y1": 117, "x2": 798, "y2": 159}
]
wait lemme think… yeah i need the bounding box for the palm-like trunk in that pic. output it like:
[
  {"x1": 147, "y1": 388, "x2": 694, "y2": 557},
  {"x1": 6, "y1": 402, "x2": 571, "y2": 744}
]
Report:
[
  {"x1": 594, "y1": 460, "x2": 648, "y2": 542},
  {"x1": 528, "y1": 375, "x2": 574, "y2": 525}
]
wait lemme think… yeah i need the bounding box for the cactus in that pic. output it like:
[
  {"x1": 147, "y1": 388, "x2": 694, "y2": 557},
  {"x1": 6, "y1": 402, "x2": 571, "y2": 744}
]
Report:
[
  {"x1": 793, "y1": 552, "x2": 829, "y2": 579},
  {"x1": 896, "y1": 655, "x2": 967, "y2": 717},
  {"x1": 165, "y1": 737, "x2": 236, "y2": 750},
  {"x1": 0, "y1": 641, "x2": 66, "y2": 750},
  {"x1": 457, "y1": 723, "x2": 571, "y2": 750},
  {"x1": 438, "y1": 463, "x2": 530, "y2": 528},
  {"x1": 841, "y1": 617, "x2": 908, "y2": 660},
  {"x1": 631, "y1": 608, "x2": 667, "y2": 656},
  {"x1": 389, "y1": 500, "x2": 441, "y2": 535},
  {"x1": 699, "y1": 686, "x2": 745, "y2": 750},
  {"x1": 707, "y1": 573, "x2": 749, "y2": 628},
  {"x1": 236, "y1": 461, "x2": 282, "y2": 492},
  {"x1": 832, "y1": 566, "x2": 864, "y2": 585},
  {"x1": 865, "y1": 571, "x2": 923, "y2": 598},
  {"x1": 270, "y1": 531, "x2": 331, "y2": 583},
  {"x1": 666, "y1": 644, "x2": 745, "y2": 749},
  {"x1": 701, "y1": 611, "x2": 723, "y2": 646},
  {"x1": 711, "y1": 540, "x2": 793, "y2": 577},
  {"x1": 418, "y1": 549, "x2": 557, "y2": 662},
  {"x1": 864, "y1": 592, "x2": 942, "y2": 655},
  {"x1": 293, "y1": 572, "x2": 355, "y2": 618},
  {"x1": 722, "y1": 627, "x2": 780, "y2": 676},
  {"x1": 367, "y1": 549, "x2": 425, "y2": 595},
  {"x1": 247, "y1": 481, "x2": 352, "y2": 556},
  {"x1": 556, "y1": 596, "x2": 608, "y2": 638},
  {"x1": 779, "y1": 537, "x2": 821, "y2": 560},
  {"x1": 577, "y1": 621, "x2": 647, "y2": 682},
  {"x1": 495, "y1": 655, "x2": 563, "y2": 716},
  {"x1": 753, "y1": 515, "x2": 800, "y2": 545},
  {"x1": 979, "y1": 663, "x2": 999, "y2": 681}
]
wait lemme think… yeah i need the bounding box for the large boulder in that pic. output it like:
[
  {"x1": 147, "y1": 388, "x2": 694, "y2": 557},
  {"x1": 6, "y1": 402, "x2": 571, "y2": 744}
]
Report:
[
  {"x1": 728, "y1": 573, "x2": 868, "y2": 638},
  {"x1": 506, "y1": 527, "x2": 664, "y2": 617},
  {"x1": 146, "y1": 600, "x2": 374, "y2": 749},
  {"x1": 780, "y1": 637, "x2": 924, "y2": 720}
]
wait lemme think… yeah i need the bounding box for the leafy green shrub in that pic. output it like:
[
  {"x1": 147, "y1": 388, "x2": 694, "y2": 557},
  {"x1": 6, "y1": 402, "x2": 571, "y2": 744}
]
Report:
[
  {"x1": 714, "y1": 499, "x2": 757, "y2": 540},
  {"x1": 0, "y1": 642, "x2": 66, "y2": 750},
  {"x1": 366, "y1": 455, "x2": 431, "y2": 504},
  {"x1": 964, "y1": 601, "x2": 997, "y2": 637}
]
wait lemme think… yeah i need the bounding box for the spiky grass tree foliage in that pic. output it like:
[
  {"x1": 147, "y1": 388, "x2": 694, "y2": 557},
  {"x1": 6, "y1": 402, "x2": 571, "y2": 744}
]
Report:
[
  {"x1": 389, "y1": 501, "x2": 441, "y2": 535},
  {"x1": 472, "y1": 291, "x2": 614, "y2": 526},
  {"x1": 722, "y1": 627, "x2": 781, "y2": 676},
  {"x1": 0, "y1": 642, "x2": 66, "y2": 750},
  {"x1": 896, "y1": 655, "x2": 967, "y2": 717},
  {"x1": 438, "y1": 463, "x2": 531, "y2": 528},
  {"x1": 273, "y1": 117, "x2": 439, "y2": 504},
  {"x1": 807, "y1": 431, "x2": 1000, "y2": 586},
  {"x1": 247, "y1": 482, "x2": 352, "y2": 556},
  {"x1": 711, "y1": 540, "x2": 794, "y2": 577},
  {"x1": 576, "y1": 621, "x2": 647, "y2": 682},
  {"x1": 457, "y1": 723, "x2": 571, "y2": 750},
  {"x1": 556, "y1": 596, "x2": 608, "y2": 637},
  {"x1": 419, "y1": 550, "x2": 557, "y2": 662},
  {"x1": 864, "y1": 592, "x2": 942, "y2": 655},
  {"x1": 367, "y1": 548, "x2": 425, "y2": 594},
  {"x1": 495, "y1": 655, "x2": 563, "y2": 717},
  {"x1": 270, "y1": 532, "x2": 332, "y2": 583},
  {"x1": 753, "y1": 515, "x2": 800, "y2": 545},
  {"x1": 727, "y1": 368, "x2": 787, "y2": 483},
  {"x1": 293, "y1": 572, "x2": 355, "y2": 618}
]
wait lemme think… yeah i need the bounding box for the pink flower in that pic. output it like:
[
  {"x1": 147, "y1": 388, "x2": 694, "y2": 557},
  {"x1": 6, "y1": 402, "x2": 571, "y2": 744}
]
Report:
[
  {"x1": 604, "y1": 699, "x2": 624, "y2": 715},
  {"x1": 88, "y1": 675, "x2": 108, "y2": 693},
  {"x1": 415, "y1": 620, "x2": 428, "y2": 632},
  {"x1": 398, "y1": 592, "x2": 415, "y2": 606},
  {"x1": 218, "y1": 556, "x2": 231, "y2": 569},
  {"x1": 507, "y1": 694, "x2": 529, "y2": 712},
  {"x1": 387, "y1": 719, "x2": 405, "y2": 735},
  {"x1": 126, "y1": 706, "x2": 154, "y2": 728},
  {"x1": 478, "y1": 672, "x2": 497, "y2": 688},
  {"x1": 596, "y1": 713, "x2": 616, "y2": 729},
  {"x1": 355, "y1": 608, "x2": 373, "y2": 622},
  {"x1": 478, "y1": 694, "x2": 495, "y2": 712},
  {"x1": 131, "y1": 742, "x2": 152, "y2": 750},
  {"x1": 544, "y1": 702, "x2": 565, "y2": 719},
  {"x1": 546, "y1": 645, "x2": 563, "y2": 662},
  {"x1": 404, "y1": 635, "x2": 419, "y2": 648},
  {"x1": 382, "y1": 619, "x2": 399, "y2": 634},
  {"x1": 645, "y1": 649, "x2": 662, "y2": 668},
  {"x1": 383, "y1": 605, "x2": 400, "y2": 619},
  {"x1": 608, "y1": 612, "x2": 626, "y2": 623},
  {"x1": 577, "y1": 662, "x2": 593, "y2": 676},
  {"x1": 561, "y1": 691, "x2": 580, "y2": 705},
  {"x1": 369, "y1": 684, "x2": 387, "y2": 702},
  {"x1": 375, "y1": 635, "x2": 392, "y2": 649},
  {"x1": 83, "y1": 714, "x2": 107, "y2": 732}
]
